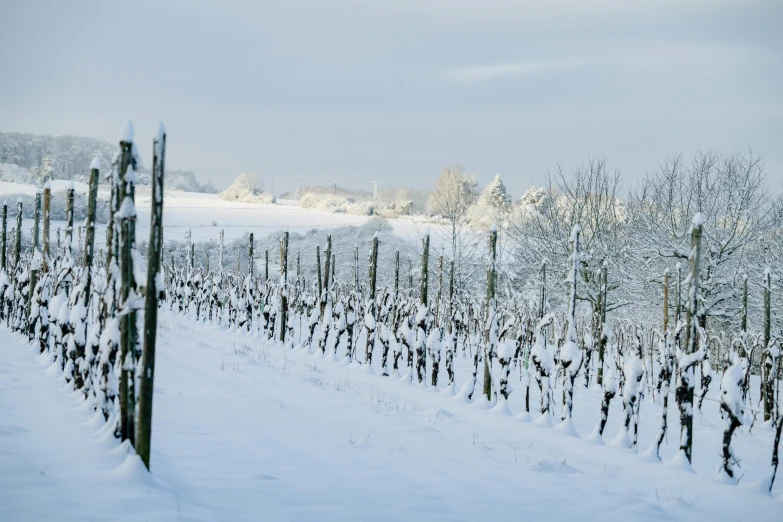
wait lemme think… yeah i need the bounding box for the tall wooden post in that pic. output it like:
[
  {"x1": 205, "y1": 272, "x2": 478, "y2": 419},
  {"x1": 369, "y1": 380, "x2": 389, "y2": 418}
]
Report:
[
  {"x1": 118, "y1": 124, "x2": 138, "y2": 446},
  {"x1": 408, "y1": 255, "x2": 413, "y2": 298},
  {"x1": 137, "y1": 123, "x2": 166, "y2": 469},
  {"x1": 43, "y1": 185, "x2": 51, "y2": 271},
  {"x1": 741, "y1": 274, "x2": 748, "y2": 334},
  {"x1": 65, "y1": 184, "x2": 75, "y2": 258},
  {"x1": 33, "y1": 192, "x2": 41, "y2": 250},
  {"x1": 394, "y1": 249, "x2": 400, "y2": 296},
  {"x1": 365, "y1": 233, "x2": 379, "y2": 363},
  {"x1": 316, "y1": 245, "x2": 322, "y2": 299},
  {"x1": 321, "y1": 235, "x2": 331, "y2": 319},
  {"x1": 679, "y1": 215, "x2": 703, "y2": 463},
  {"x1": 83, "y1": 158, "x2": 100, "y2": 306},
  {"x1": 279, "y1": 231, "x2": 289, "y2": 342},
  {"x1": 354, "y1": 245, "x2": 359, "y2": 292},
  {"x1": 14, "y1": 200, "x2": 22, "y2": 269},
  {"x1": 483, "y1": 226, "x2": 498, "y2": 401},
  {"x1": 248, "y1": 233, "x2": 254, "y2": 278},
  {"x1": 420, "y1": 231, "x2": 430, "y2": 305},
  {"x1": 763, "y1": 268, "x2": 772, "y2": 422},
  {"x1": 1, "y1": 201, "x2": 6, "y2": 272},
  {"x1": 296, "y1": 250, "x2": 300, "y2": 279}
]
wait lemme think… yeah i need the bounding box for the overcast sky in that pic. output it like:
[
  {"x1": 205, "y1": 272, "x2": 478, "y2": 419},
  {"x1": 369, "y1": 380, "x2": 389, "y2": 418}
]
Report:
[{"x1": 1, "y1": 0, "x2": 781, "y2": 196}]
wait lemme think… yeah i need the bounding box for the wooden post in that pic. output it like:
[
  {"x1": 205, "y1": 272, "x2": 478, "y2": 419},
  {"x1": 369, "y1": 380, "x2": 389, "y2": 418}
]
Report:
[
  {"x1": 449, "y1": 259, "x2": 455, "y2": 332},
  {"x1": 248, "y1": 233, "x2": 254, "y2": 277},
  {"x1": 539, "y1": 260, "x2": 547, "y2": 320},
  {"x1": 679, "y1": 215, "x2": 703, "y2": 463},
  {"x1": 206, "y1": 250, "x2": 210, "y2": 273},
  {"x1": 279, "y1": 231, "x2": 289, "y2": 342},
  {"x1": 137, "y1": 123, "x2": 166, "y2": 469},
  {"x1": 483, "y1": 226, "x2": 498, "y2": 401},
  {"x1": 296, "y1": 250, "x2": 300, "y2": 279},
  {"x1": 365, "y1": 233, "x2": 379, "y2": 363},
  {"x1": 83, "y1": 158, "x2": 100, "y2": 306},
  {"x1": 265, "y1": 249, "x2": 269, "y2": 281},
  {"x1": 33, "y1": 192, "x2": 41, "y2": 250},
  {"x1": 741, "y1": 274, "x2": 748, "y2": 334},
  {"x1": 394, "y1": 249, "x2": 400, "y2": 296},
  {"x1": 420, "y1": 231, "x2": 429, "y2": 304},
  {"x1": 14, "y1": 200, "x2": 22, "y2": 269},
  {"x1": 316, "y1": 245, "x2": 322, "y2": 299},
  {"x1": 354, "y1": 245, "x2": 359, "y2": 292},
  {"x1": 43, "y1": 185, "x2": 51, "y2": 271},
  {"x1": 65, "y1": 184, "x2": 75, "y2": 258},
  {"x1": 321, "y1": 235, "x2": 331, "y2": 319},
  {"x1": 1, "y1": 201, "x2": 6, "y2": 272},
  {"x1": 436, "y1": 255, "x2": 443, "y2": 323},
  {"x1": 763, "y1": 268, "x2": 772, "y2": 422},
  {"x1": 118, "y1": 124, "x2": 138, "y2": 446}
]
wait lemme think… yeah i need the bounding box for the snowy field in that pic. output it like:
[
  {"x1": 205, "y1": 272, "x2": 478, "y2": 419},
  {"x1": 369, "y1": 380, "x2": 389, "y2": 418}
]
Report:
[
  {"x1": 0, "y1": 180, "x2": 436, "y2": 252},
  {"x1": 1, "y1": 309, "x2": 781, "y2": 521}
]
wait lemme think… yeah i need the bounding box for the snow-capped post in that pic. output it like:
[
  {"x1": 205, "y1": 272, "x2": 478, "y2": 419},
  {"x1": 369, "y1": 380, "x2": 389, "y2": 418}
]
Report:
[
  {"x1": 14, "y1": 199, "x2": 22, "y2": 270},
  {"x1": 561, "y1": 224, "x2": 583, "y2": 423},
  {"x1": 42, "y1": 184, "x2": 50, "y2": 271},
  {"x1": 33, "y1": 191, "x2": 41, "y2": 250},
  {"x1": 365, "y1": 232, "x2": 379, "y2": 365},
  {"x1": 248, "y1": 233, "x2": 254, "y2": 278},
  {"x1": 137, "y1": 122, "x2": 166, "y2": 470},
  {"x1": 677, "y1": 213, "x2": 704, "y2": 464},
  {"x1": 483, "y1": 225, "x2": 498, "y2": 402},
  {"x1": 117, "y1": 121, "x2": 138, "y2": 445},
  {"x1": 1, "y1": 201, "x2": 6, "y2": 272},
  {"x1": 279, "y1": 231, "x2": 288, "y2": 343},
  {"x1": 83, "y1": 157, "x2": 100, "y2": 305},
  {"x1": 762, "y1": 268, "x2": 773, "y2": 422}
]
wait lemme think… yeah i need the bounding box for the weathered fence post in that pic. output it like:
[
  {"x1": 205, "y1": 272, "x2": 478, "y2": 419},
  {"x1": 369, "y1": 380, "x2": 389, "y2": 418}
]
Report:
[
  {"x1": 1, "y1": 201, "x2": 6, "y2": 272},
  {"x1": 248, "y1": 233, "x2": 254, "y2": 278},
  {"x1": 118, "y1": 122, "x2": 138, "y2": 446},
  {"x1": 83, "y1": 158, "x2": 100, "y2": 309},
  {"x1": 137, "y1": 123, "x2": 166, "y2": 469},
  {"x1": 279, "y1": 231, "x2": 289, "y2": 342},
  {"x1": 33, "y1": 192, "x2": 41, "y2": 250},
  {"x1": 483, "y1": 226, "x2": 497, "y2": 401},
  {"x1": 763, "y1": 268, "x2": 773, "y2": 422},
  {"x1": 678, "y1": 214, "x2": 703, "y2": 464},
  {"x1": 14, "y1": 199, "x2": 22, "y2": 270},
  {"x1": 43, "y1": 185, "x2": 50, "y2": 271},
  {"x1": 365, "y1": 233, "x2": 379, "y2": 364}
]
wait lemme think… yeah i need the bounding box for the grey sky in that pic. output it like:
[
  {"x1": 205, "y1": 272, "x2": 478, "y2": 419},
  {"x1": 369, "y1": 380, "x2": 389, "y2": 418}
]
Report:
[{"x1": 1, "y1": 0, "x2": 781, "y2": 196}]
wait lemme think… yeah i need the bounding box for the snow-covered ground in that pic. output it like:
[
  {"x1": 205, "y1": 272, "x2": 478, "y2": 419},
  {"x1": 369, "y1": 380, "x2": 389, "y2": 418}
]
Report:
[
  {"x1": 1, "y1": 311, "x2": 781, "y2": 521},
  {"x1": 0, "y1": 181, "x2": 436, "y2": 251}
]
